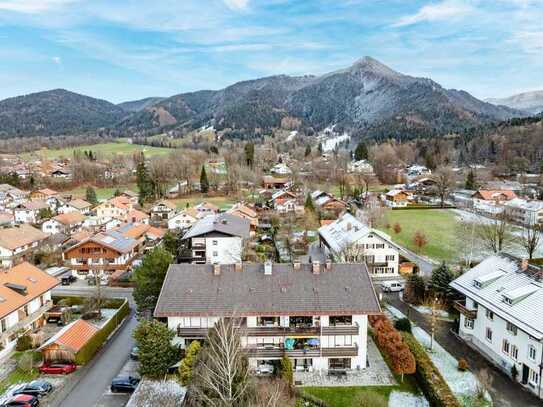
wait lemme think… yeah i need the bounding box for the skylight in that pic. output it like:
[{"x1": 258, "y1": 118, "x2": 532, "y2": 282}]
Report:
[{"x1": 474, "y1": 270, "x2": 504, "y2": 288}]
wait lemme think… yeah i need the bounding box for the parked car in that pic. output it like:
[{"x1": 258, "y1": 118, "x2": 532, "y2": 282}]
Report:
[
  {"x1": 61, "y1": 274, "x2": 76, "y2": 285},
  {"x1": 10, "y1": 381, "x2": 53, "y2": 398},
  {"x1": 129, "y1": 346, "x2": 139, "y2": 361},
  {"x1": 256, "y1": 363, "x2": 274, "y2": 375},
  {"x1": 380, "y1": 280, "x2": 405, "y2": 293},
  {"x1": 44, "y1": 306, "x2": 65, "y2": 323},
  {"x1": 0, "y1": 394, "x2": 39, "y2": 407},
  {"x1": 38, "y1": 362, "x2": 76, "y2": 375},
  {"x1": 110, "y1": 376, "x2": 140, "y2": 393}
]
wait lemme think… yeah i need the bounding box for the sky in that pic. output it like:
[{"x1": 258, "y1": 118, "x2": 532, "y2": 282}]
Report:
[{"x1": 0, "y1": 0, "x2": 542, "y2": 103}]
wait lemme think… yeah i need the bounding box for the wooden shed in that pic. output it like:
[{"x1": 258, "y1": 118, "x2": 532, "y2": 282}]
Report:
[{"x1": 38, "y1": 319, "x2": 98, "y2": 363}]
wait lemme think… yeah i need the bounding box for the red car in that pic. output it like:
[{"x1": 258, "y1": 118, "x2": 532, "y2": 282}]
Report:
[
  {"x1": 38, "y1": 362, "x2": 76, "y2": 375},
  {"x1": 0, "y1": 394, "x2": 39, "y2": 406}
]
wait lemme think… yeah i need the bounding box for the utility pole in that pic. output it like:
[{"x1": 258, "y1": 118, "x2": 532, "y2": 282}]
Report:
[{"x1": 430, "y1": 296, "x2": 438, "y2": 352}]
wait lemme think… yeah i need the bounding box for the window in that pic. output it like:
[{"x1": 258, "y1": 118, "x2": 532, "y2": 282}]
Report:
[
  {"x1": 212, "y1": 240, "x2": 218, "y2": 246},
  {"x1": 485, "y1": 327, "x2": 493, "y2": 342},
  {"x1": 506, "y1": 321, "x2": 518, "y2": 336},
  {"x1": 528, "y1": 345, "x2": 537, "y2": 361},
  {"x1": 212, "y1": 251, "x2": 218, "y2": 257},
  {"x1": 385, "y1": 255, "x2": 395, "y2": 261},
  {"x1": 530, "y1": 370, "x2": 539, "y2": 386},
  {"x1": 511, "y1": 345, "x2": 519, "y2": 360},
  {"x1": 485, "y1": 309, "x2": 494, "y2": 321},
  {"x1": 0, "y1": 318, "x2": 6, "y2": 333},
  {"x1": 464, "y1": 318, "x2": 474, "y2": 329},
  {"x1": 502, "y1": 339, "x2": 510, "y2": 355}
]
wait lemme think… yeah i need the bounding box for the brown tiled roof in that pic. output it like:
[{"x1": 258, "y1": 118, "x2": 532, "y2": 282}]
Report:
[
  {"x1": 262, "y1": 175, "x2": 289, "y2": 184},
  {"x1": 0, "y1": 224, "x2": 48, "y2": 250},
  {"x1": 20, "y1": 200, "x2": 49, "y2": 210},
  {"x1": 474, "y1": 189, "x2": 517, "y2": 201},
  {"x1": 53, "y1": 212, "x2": 86, "y2": 225},
  {"x1": 34, "y1": 188, "x2": 58, "y2": 197},
  {"x1": 127, "y1": 209, "x2": 149, "y2": 222},
  {"x1": 67, "y1": 199, "x2": 92, "y2": 210},
  {"x1": 154, "y1": 263, "x2": 381, "y2": 318},
  {"x1": 147, "y1": 226, "x2": 166, "y2": 239},
  {"x1": 228, "y1": 203, "x2": 257, "y2": 219},
  {"x1": 0, "y1": 262, "x2": 59, "y2": 318},
  {"x1": 41, "y1": 319, "x2": 98, "y2": 352},
  {"x1": 154, "y1": 200, "x2": 177, "y2": 211}
]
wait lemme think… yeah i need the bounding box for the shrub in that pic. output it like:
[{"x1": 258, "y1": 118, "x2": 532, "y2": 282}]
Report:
[
  {"x1": 402, "y1": 333, "x2": 461, "y2": 407},
  {"x1": 280, "y1": 354, "x2": 294, "y2": 388},
  {"x1": 393, "y1": 222, "x2": 402, "y2": 234},
  {"x1": 353, "y1": 391, "x2": 387, "y2": 407},
  {"x1": 179, "y1": 340, "x2": 201, "y2": 385},
  {"x1": 458, "y1": 358, "x2": 469, "y2": 371},
  {"x1": 16, "y1": 335, "x2": 33, "y2": 351},
  {"x1": 394, "y1": 318, "x2": 412, "y2": 333},
  {"x1": 17, "y1": 352, "x2": 35, "y2": 373}
]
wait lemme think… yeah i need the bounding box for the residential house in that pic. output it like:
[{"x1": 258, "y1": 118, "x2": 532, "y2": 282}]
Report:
[
  {"x1": 0, "y1": 212, "x2": 14, "y2": 227},
  {"x1": 0, "y1": 262, "x2": 59, "y2": 358},
  {"x1": 194, "y1": 201, "x2": 220, "y2": 218},
  {"x1": 30, "y1": 188, "x2": 58, "y2": 201},
  {"x1": 14, "y1": 200, "x2": 50, "y2": 224},
  {"x1": 181, "y1": 213, "x2": 250, "y2": 264},
  {"x1": 262, "y1": 175, "x2": 291, "y2": 190},
  {"x1": 406, "y1": 165, "x2": 431, "y2": 178},
  {"x1": 318, "y1": 213, "x2": 400, "y2": 276},
  {"x1": 472, "y1": 190, "x2": 517, "y2": 203},
  {"x1": 503, "y1": 199, "x2": 543, "y2": 226},
  {"x1": 119, "y1": 190, "x2": 139, "y2": 204},
  {"x1": 450, "y1": 254, "x2": 543, "y2": 399},
  {"x1": 115, "y1": 223, "x2": 166, "y2": 252},
  {"x1": 95, "y1": 196, "x2": 133, "y2": 220},
  {"x1": 0, "y1": 184, "x2": 27, "y2": 210},
  {"x1": 168, "y1": 208, "x2": 199, "y2": 231},
  {"x1": 270, "y1": 163, "x2": 292, "y2": 176},
  {"x1": 150, "y1": 200, "x2": 178, "y2": 226},
  {"x1": 154, "y1": 262, "x2": 380, "y2": 376},
  {"x1": 57, "y1": 198, "x2": 93, "y2": 215},
  {"x1": 127, "y1": 209, "x2": 150, "y2": 225},
  {"x1": 227, "y1": 203, "x2": 259, "y2": 231},
  {"x1": 0, "y1": 225, "x2": 48, "y2": 268},
  {"x1": 384, "y1": 190, "x2": 410, "y2": 208},
  {"x1": 311, "y1": 191, "x2": 347, "y2": 214},
  {"x1": 166, "y1": 180, "x2": 189, "y2": 198},
  {"x1": 63, "y1": 230, "x2": 140, "y2": 279},
  {"x1": 41, "y1": 212, "x2": 86, "y2": 235},
  {"x1": 348, "y1": 160, "x2": 374, "y2": 174}
]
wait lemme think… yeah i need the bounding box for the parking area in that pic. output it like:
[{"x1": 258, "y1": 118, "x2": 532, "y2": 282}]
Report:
[{"x1": 94, "y1": 356, "x2": 139, "y2": 407}]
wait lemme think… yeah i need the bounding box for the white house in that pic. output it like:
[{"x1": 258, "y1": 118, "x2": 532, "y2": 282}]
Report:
[
  {"x1": 168, "y1": 208, "x2": 199, "y2": 231},
  {"x1": 150, "y1": 200, "x2": 178, "y2": 225},
  {"x1": 318, "y1": 213, "x2": 400, "y2": 276},
  {"x1": 348, "y1": 160, "x2": 374, "y2": 174},
  {"x1": 0, "y1": 224, "x2": 48, "y2": 268},
  {"x1": 41, "y1": 212, "x2": 86, "y2": 235},
  {"x1": 450, "y1": 254, "x2": 543, "y2": 399},
  {"x1": 503, "y1": 199, "x2": 543, "y2": 226},
  {"x1": 270, "y1": 163, "x2": 292, "y2": 176},
  {"x1": 0, "y1": 262, "x2": 59, "y2": 359},
  {"x1": 154, "y1": 262, "x2": 380, "y2": 379},
  {"x1": 57, "y1": 198, "x2": 93, "y2": 215},
  {"x1": 181, "y1": 213, "x2": 250, "y2": 264},
  {"x1": 14, "y1": 200, "x2": 50, "y2": 224}
]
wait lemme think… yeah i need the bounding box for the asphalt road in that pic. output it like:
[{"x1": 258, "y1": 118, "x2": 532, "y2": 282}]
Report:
[{"x1": 51, "y1": 286, "x2": 136, "y2": 407}]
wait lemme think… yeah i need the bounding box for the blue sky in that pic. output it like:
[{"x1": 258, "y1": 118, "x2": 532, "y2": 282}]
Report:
[{"x1": 0, "y1": 0, "x2": 542, "y2": 103}]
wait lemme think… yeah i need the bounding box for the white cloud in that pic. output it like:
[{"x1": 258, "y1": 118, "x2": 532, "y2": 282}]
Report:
[
  {"x1": 52, "y1": 56, "x2": 62, "y2": 64},
  {"x1": 0, "y1": 0, "x2": 75, "y2": 13},
  {"x1": 393, "y1": 0, "x2": 473, "y2": 27},
  {"x1": 223, "y1": 0, "x2": 249, "y2": 10}
]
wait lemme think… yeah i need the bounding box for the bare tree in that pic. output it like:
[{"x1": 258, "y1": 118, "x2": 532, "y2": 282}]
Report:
[
  {"x1": 521, "y1": 214, "x2": 542, "y2": 259},
  {"x1": 476, "y1": 211, "x2": 511, "y2": 253},
  {"x1": 336, "y1": 242, "x2": 366, "y2": 263},
  {"x1": 432, "y1": 166, "x2": 455, "y2": 207},
  {"x1": 190, "y1": 318, "x2": 252, "y2": 407}
]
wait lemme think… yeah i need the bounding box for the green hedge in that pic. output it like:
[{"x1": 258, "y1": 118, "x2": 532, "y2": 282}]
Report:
[
  {"x1": 402, "y1": 333, "x2": 460, "y2": 407},
  {"x1": 392, "y1": 205, "x2": 456, "y2": 210},
  {"x1": 75, "y1": 299, "x2": 130, "y2": 365}
]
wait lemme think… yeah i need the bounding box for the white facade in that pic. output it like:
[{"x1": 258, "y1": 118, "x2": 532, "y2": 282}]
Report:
[
  {"x1": 191, "y1": 236, "x2": 243, "y2": 264},
  {"x1": 504, "y1": 199, "x2": 543, "y2": 226},
  {"x1": 0, "y1": 241, "x2": 41, "y2": 268},
  {"x1": 14, "y1": 208, "x2": 39, "y2": 224},
  {"x1": 168, "y1": 212, "x2": 197, "y2": 230}
]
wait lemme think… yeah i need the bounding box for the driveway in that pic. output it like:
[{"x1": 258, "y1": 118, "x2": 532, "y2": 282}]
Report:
[
  {"x1": 49, "y1": 286, "x2": 136, "y2": 407},
  {"x1": 384, "y1": 292, "x2": 542, "y2": 407}
]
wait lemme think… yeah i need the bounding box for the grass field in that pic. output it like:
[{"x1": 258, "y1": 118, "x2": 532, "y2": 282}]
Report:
[
  {"x1": 67, "y1": 183, "x2": 138, "y2": 201},
  {"x1": 377, "y1": 209, "x2": 459, "y2": 262},
  {"x1": 23, "y1": 142, "x2": 175, "y2": 160},
  {"x1": 169, "y1": 195, "x2": 237, "y2": 210}
]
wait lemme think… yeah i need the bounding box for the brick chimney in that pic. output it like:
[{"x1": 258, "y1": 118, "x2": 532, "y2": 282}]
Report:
[
  {"x1": 213, "y1": 264, "x2": 221, "y2": 276},
  {"x1": 312, "y1": 261, "x2": 320, "y2": 275},
  {"x1": 325, "y1": 260, "x2": 332, "y2": 271},
  {"x1": 521, "y1": 258, "x2": 529, "y2": 271},
  {"x1": 235, "y1": 262, "x2": 243, "y2": 272}
]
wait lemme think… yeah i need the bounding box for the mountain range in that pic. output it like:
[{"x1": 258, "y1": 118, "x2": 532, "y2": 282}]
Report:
[
  {"x1": 0, "y1": 57, "x2": 530, "y2": 139},
  {"x1": 486, "y1": 90, "x2": 543, "y2": 115}
]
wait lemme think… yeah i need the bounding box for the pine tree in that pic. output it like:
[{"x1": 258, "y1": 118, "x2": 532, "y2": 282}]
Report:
[
  {"x1": 304, "y1": 145, "x2": 311, "y2": 157},
  {"x1": 304, "y1": 193, "x2": 315, "y2": 212},
  {"x1": 430, "y1": 262, "x2": 456, "y2": 301},
  {"x1": 200, "y1": 165, "x2": 209, "y2": 193},
  {"x1": 136, "y1": 156, "x2": 153, "y2": 205},
  {"x1": 317, "y1": 142, "x2": 323, "y2": 155},
  {"x1": 354, "y1": 142, "x2": 369, "y2": 161},
  {"x1": 86, "y1": 186, "x2": 98, "y2": 205},
  {"x1": 134, "y1": 320, "x2": 177, "y2": 378},
  {"x1": 244, "y1": 142, "x2": 255, "y2": 168},
  {"x1": 465, "y1": 169, "x2": 476, "y2": 190},
  {"x1": 133, "y1": 247, "x2": 173, "y2": 314}
]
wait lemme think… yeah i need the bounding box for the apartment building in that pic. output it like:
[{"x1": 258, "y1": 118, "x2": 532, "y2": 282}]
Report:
[
  {"x1": 0, "y1": 224, "x2": 48, "y2": 268},
  {"x1": 154, "y1": 262, "x2": 381, "y2": 378},
  {"x1": 181, "y1": 213, "x2": 250, "y2": 264},
  {"x1": 503, "y1": 199, "x2": 543, "y2": 226},
  {"x1": 318, "y1": 213, "x2": 400, "y2": 276},
  {"x1": 41, "y1": 212, "x2": 86, "y2": 235},
  {"x1": 450, "y1": 254, "x2": 543, "y2": 399},
  {"x1": 0, "y1": 262, "x2": 59, "y2": 358}
]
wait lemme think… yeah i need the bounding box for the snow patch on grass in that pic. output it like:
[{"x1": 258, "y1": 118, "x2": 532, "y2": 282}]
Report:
[{"x1": 389, "y1": 391, "x2": 429, "y2": 407}]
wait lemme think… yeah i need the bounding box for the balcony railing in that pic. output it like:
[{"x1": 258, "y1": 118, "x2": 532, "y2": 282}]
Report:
[
  {"x1": 177, "y1": 324, "x2": 359, "y2": 338},
  {"x1": 0, "y1": 301, "x2": 52, "y2": 342},
  {"x1": 245, "y1": 345, "x2": 358, "y2": 358},
  {"x1": 454, "y1": 300, "x2": 477, "y2": 319}
]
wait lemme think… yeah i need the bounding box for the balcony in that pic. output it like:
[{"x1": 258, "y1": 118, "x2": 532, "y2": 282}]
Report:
[
  {"x1": 322, "y1": 325, "x2": 359, "y2": 335},
  {"x1": 177, "y1": 327, "x2": 209, "y2": 337},
  {"x1": 454, "y1": 300, "x2": 477, "y2": 319},
  {"x1": 244, "y1": 326, "x2": 320, "y2": 336},
  {"x1": 245, "y1": 345, "x2": 358, "y2": 358},
  {"x1": 0, "y1": 301, "x2": 52, "y2": 343}
]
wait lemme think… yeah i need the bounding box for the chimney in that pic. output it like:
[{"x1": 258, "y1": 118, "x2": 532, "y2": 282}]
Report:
[
  {"x1": 264, "y1": 260, "x2": 273, "y2": 275},
  {"x1": 325, "y1": 260, "x2": 332, "y2": 271},
  {"x1": 346, "y1": 222, "x2": 352, "y2": 231},
  {"x1": 312, "y1": 261, "x2": 320, "y2": 275},
  {"x1": 213, "y1": 264, "x2": 221, "y2": 276},
  {"x1": 293, "y1": 261, "x2": 301, "y2": 270},
  {"x1": 521, "y1": 259, "x2": 529, "y2": 271},
  {"x1": 235, "y1": 262, "x2": 243, "y2": 272}
]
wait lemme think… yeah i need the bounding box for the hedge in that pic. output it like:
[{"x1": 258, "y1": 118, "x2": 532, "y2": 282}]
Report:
[
  {"x1": 401, "y1": 333, "x2": 461, "y2": 407},
  {"x1": 75, "y1": 299, "x2": 130, "y2": 365},
  {"x1": 392, "y1": 205, "x2": 456, "y2": 210}
]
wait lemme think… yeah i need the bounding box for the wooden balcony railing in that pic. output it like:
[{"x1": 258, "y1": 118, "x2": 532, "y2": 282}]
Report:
[
  {"x1": 454, "y1": 300, "x2": 477, "y2": 319},
  {"x1": 177, "y1": 324, "x2": 359, "y2": 338}
]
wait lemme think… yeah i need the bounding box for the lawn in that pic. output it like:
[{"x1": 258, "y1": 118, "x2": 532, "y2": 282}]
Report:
[
  {"x1": 377, "y1": 209, "x2": 459, "y2": 262},
  {"x1": 67, "y1": 183, "x2": 138, "y2": 201},
  {"x1": 22, "y1": 142, "x2": 174, "y2": 160},
  {"x1": 0, "y1": 352, "x2": 41, "y2": 394},
  {"x1": 168, "y1": 195, "x2": 238, "y2": 210},
  {"x1": 302, "y1": 385, "x2": 407, "y2": 407}
]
